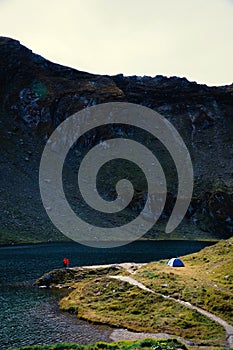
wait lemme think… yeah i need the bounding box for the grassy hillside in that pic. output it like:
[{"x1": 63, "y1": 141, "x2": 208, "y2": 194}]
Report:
[
  {"x1": 135, "y1": 237, "x2": 233, "y2": 324},
  {"x1": 36, "y1": 238, "x2": 233, "y2": 347}
]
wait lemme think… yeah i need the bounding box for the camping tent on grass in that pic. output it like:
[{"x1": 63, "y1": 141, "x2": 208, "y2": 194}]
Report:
[{"x1": 167, "y1": 258, "x2": 184, "y2": 267}]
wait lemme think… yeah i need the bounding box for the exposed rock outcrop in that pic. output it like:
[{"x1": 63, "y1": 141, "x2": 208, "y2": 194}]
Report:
[{"x1": 0, "y1": 37, "x2": 232, "y2": 244}]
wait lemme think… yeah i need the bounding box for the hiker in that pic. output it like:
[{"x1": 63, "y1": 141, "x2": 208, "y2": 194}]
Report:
[{"x1": 63, "y1": 257, "x2": 70, "y2": 268}]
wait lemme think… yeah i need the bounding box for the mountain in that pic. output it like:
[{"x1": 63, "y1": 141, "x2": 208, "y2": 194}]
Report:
[{"x1": 0, "y1": 37, "x2": 232, "y2": 245}]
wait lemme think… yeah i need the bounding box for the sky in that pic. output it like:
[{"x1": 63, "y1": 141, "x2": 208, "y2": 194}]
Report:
[{"x1": 0, "y1": 0, "x2": 233, "y2": 86}]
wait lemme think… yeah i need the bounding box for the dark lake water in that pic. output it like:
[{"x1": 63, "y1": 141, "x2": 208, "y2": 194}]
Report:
[{"x1": 0, "y1": 240, "x2": 215, "y2": 349}]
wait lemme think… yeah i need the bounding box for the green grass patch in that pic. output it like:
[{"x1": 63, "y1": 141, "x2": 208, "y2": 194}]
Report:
[
  {"x1": 35, "y1": 238, "x2": 233, "y2": 348},
  {"x1": 59, "y1": 277, "x2": 225, "y2": 346},
  {"x1": 8, "y1": 338, "x2": 187, "y2": 350},
  {"x1": 135, "y1": 238, "x2": 233, "y2": 324}
]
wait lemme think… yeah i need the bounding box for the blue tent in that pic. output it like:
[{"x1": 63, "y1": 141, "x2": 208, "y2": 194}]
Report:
[{"x1": 167, "y1": 258, "x2": 184, "y2": 267}]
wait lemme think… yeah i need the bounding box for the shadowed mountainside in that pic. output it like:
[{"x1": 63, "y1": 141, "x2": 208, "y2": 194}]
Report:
[{"x1": 0, "y1": 37, "x2": 232, "y2": 244}]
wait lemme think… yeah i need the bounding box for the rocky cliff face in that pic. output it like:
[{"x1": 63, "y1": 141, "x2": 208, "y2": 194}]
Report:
[{"x1": 0, "y1": 37, "x2": 232, "y2": 244}]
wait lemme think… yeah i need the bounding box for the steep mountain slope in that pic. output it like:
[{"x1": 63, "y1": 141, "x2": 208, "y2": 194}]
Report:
[{"x1": 0, "y1": 37, "x2": 232, "y2": 244}]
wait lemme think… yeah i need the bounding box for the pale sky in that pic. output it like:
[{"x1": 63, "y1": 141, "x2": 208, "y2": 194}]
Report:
[{"x1": 1, "y1": 0, "x2": 233, "y2": 86}]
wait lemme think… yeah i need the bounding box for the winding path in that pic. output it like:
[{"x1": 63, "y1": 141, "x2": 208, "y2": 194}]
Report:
[{"x1": 110, "y1": 275, "x2": 233, "y2": 347}]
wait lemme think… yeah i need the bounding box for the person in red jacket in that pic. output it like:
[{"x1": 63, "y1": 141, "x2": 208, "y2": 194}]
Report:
[{"x1": 63, "y1": 257, "x2": 70, "y2": 268}]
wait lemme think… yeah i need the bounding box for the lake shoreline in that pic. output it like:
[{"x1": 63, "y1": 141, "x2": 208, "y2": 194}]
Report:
[
  {"x1": 35, "y1": 239, "x2": 232, "y2": 347},
  {"x1": 0, "y1": 237, "x2": 219, "y2": 248},
  {"x1": 35, "y1": 263, "x2": 197, "y2": 347},
  {"x1": 0, "y1": 240, "x2": 223, "y2": 349}
]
